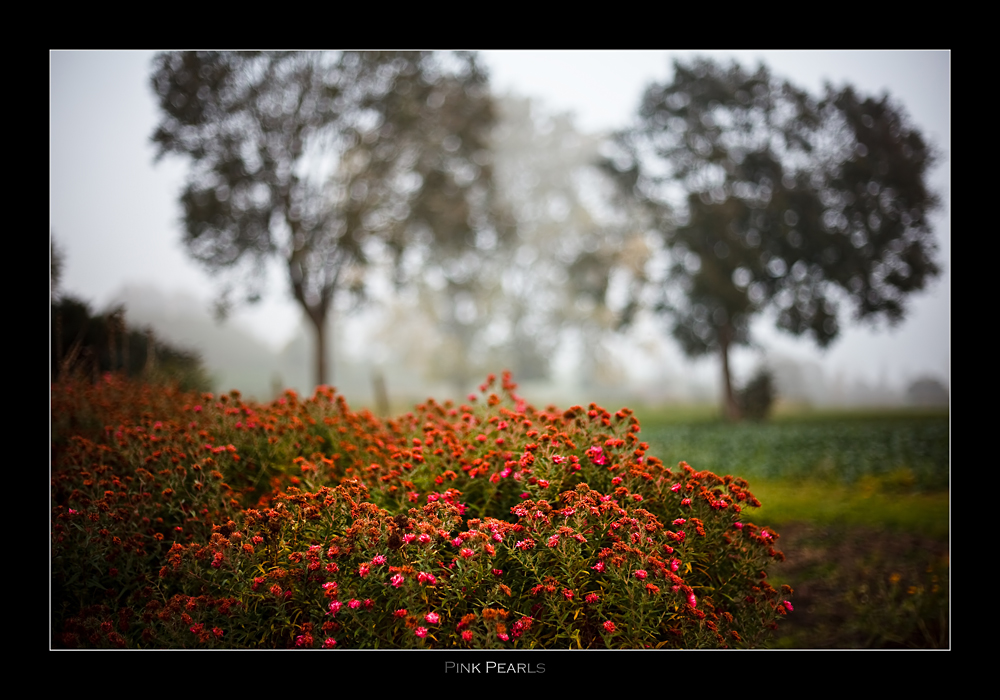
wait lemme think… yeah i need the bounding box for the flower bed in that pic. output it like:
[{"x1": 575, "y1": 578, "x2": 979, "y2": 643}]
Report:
[{"x1": 51, "y1": 371, "x2": 791, "y2": 648}]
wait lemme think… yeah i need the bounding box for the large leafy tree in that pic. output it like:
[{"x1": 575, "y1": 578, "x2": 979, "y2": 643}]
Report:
[
  {"x1": 151, "y1": 51, "x2": 501, "y2": 387},
  {"x1": 489, "y1": 95, "x2": 650, "y2": 388},
  {"x1": 368, "y1": 94, "x2": 648, "y2": 394},
  {"x1": 604, "y1": 57, "x2": 941, "y2": 419}
]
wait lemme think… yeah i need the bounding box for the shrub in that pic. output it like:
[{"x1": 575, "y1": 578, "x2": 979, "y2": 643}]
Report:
[
  {"x1": 51, "y1": 371, "x2": 792, "y2": 648},
  {"x1": 737, "y1": 367, "x2": 776, "y2": 422}
]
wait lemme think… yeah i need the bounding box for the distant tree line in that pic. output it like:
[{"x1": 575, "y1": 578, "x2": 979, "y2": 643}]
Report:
[
  {"x1": 51, "y1": 237, "x2": 212, "y2": 392},
  {"x1": 51, "y1": 295, "x2": 213, "y2": 393}
]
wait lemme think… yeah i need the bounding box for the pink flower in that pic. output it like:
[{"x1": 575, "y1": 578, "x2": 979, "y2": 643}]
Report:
[
  {"x1": 671, "y1": 558, "x2": 681, "y2": 572},
  {"x1": 547, "y1": 535, "x2": 560, "y2": 547},
  {"x1": 371, "y1": 554, "x2": 387, "y2": 566},
  {"x1": 323, "y1": 638, "x2": 337, "y2": 648},
  {"x1": 734, "y1": 522, "x2": 744, "y2": 530},
  {"x1": 452, "y1": 537, "x2": 463, "y2": 546},
  {"x1": 585, "y1": 593, "x2": 599, "y2": 604},
  {"x1": 672, "y1": 518, "x2": 686, "y2": 525},
  {"x1": 415, "y1": 627, "x2": 428, "y2": 638},
  {"x1": 348, "y1": 599, "x2": 361, "y2": 609},
  {"x1": 393, "y1": 609, "x2": 408, "y2": 618},
  {"x1": 591, "y1": 561, "x2": 605, "y2": 573},
  {"x1": 587, "y1": 445, "x2": 607, "y2": 465},
  {"x1": 425, "y1": 612, "x2": 440, "y2": 624},
  {"x1": 498, "y1": 632, "x2": 509, "y2": 641},
  {"x1": 328, "y1": 601, "x2": 342, "y2": 616},
  {"x1": 671, "y1": 483, "x2": 681, "y2": 492},
  {"x1": 461, "y1": 630, "x2": 473, "y2": 642},
  {"x1": 358, "y1": 563, "x2": 370, "y2": 577},
  {"x1": 783, "y1": 600, "x2": 794, "y2": 612},
  {"x1": 562, "y1": 588, "x2": 574, "y2": 600},
  {"x1": 603, "y1": 621, "x2": 616, "y2": 633},
  {"x1": 390, "y1": 573, "x2": 405, "y2": 588},
  {"x1": 687, "y1": 592, "x2": 697, "y2": 608},
  {"x1": 681, "y1": 498, "x2": 692, "y2": 506},
  {"x1": 634, "y1": 569, "x2": 648, "y2": 580},
  {"x1": 403, "y1": 533, "x2": 416, "y2": 544},
  {"x1": 418, "y1": 533, "x2": 431, "y2": 544},
  {"x1": 460, "y1": 547, "x2": 474, "y2": 558},
  {"x1": 492, "y1": 568, "x2": 503, "y2": 577}
]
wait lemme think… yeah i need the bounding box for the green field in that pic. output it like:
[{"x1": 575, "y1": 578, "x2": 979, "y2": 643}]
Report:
[{"x1": 630, "y1": 406, "x2": 950, "y2": 648}]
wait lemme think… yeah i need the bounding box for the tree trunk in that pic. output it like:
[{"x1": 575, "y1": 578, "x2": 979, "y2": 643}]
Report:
[
  {"x1": 308, "y1": 309, "x2": 330, "y2": 389},
  {"x1": 719, "y1": 322, "x2": 741, "y2": 422}
]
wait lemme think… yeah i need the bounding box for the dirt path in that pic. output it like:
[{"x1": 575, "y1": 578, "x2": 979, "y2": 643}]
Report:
[{"x1": 764, "y1": 521, "x2": 949, "y2": 648}]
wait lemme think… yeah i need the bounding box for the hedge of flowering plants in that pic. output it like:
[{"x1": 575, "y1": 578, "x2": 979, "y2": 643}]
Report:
[{"x1": 52, "y1": 371, "x2": 792, "y2": 649}]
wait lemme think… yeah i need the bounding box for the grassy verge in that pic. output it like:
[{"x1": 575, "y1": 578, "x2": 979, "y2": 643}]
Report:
[
  {"x1": 748, "y1": 479, "x2": 949, "y2": 648},
  {"x1": 749, "y1": 479, "x2": 949, "y2": 539}
]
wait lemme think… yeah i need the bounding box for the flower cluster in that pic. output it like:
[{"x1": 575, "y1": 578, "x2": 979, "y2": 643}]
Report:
[{"x1": 51, "y1": 371, "x2": 790, "y2": 649}]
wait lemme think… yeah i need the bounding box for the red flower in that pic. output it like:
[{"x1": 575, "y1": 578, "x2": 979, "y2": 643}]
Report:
[{"x1": 603, "y1": 621, "x2": 616, "y2": 634}]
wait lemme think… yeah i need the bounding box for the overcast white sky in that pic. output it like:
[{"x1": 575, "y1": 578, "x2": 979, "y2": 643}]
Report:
[{"x1": 50, "y1": 50, "x2": 950, "y2": 393}]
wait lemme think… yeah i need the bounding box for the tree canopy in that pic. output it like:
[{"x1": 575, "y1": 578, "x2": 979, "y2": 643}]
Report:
[
  {"x1": 603, "y1": 57, "x2": 941, "y2": 419},
  {"x1": 151, "y1": 51, "x2": 503, "y2": 387}
]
